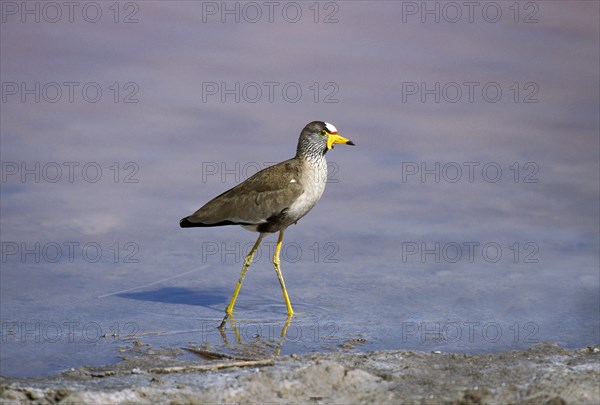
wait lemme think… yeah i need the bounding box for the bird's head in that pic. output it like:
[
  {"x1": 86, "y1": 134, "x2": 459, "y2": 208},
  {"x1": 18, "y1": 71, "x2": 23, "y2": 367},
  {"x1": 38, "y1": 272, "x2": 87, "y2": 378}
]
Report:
[{"x1": 297, "y1": 121, "x2": 355, "y2": 158}]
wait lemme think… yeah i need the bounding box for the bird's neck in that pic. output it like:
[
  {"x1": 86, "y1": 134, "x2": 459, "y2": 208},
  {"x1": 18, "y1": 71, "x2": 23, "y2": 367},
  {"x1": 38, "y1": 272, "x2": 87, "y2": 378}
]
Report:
[
  {"x1": 296, "y1": 136, "x2": 328, "y2": 160},
  {"x1": 296, "y1": 150, "x2": 328, "y2": 188},
  {"x1": 296, "y1": 150, "x2": 327, "y2": 167}
]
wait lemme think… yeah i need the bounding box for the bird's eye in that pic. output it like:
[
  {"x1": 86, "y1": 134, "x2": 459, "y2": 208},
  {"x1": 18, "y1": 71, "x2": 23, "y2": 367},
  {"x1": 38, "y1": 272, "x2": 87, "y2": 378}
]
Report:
[{"x1": 319, "y1": 130, "x2": 327, "y2": 136}]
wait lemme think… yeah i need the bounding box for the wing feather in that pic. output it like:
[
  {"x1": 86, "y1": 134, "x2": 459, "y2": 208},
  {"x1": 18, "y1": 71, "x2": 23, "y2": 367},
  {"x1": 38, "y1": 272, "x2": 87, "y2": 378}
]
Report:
[{"x1": 184, "y1": 159, "x2": 303, "y2": 226}]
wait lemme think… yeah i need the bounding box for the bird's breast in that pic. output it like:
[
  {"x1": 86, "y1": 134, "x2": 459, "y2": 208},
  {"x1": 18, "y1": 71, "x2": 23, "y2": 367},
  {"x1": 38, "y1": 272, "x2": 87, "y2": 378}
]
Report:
[{"x1": 286, "y1": 158, "x2": 328, "y2": 221}]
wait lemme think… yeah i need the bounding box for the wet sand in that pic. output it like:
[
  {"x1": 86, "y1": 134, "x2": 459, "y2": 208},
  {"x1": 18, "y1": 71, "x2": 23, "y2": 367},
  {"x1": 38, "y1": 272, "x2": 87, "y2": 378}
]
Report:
[{"x1": 1, "y1": 342, "x2": 598, "y2": 404}]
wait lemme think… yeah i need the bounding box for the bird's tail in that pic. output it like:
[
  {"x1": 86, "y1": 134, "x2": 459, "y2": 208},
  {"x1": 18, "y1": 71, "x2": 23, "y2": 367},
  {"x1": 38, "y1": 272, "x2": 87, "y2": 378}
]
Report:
[
  {"x1": 180, "y1": 216, "x2": 243, "y2": 228},
  {"x1": 179, "y1": 217, "x2": 198, "y2": 228}
]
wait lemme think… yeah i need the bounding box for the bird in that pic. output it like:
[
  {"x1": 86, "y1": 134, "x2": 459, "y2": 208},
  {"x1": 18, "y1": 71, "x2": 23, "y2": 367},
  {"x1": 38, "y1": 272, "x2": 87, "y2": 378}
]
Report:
[{"x1": 180, "y1": 121, "x2": 354, "y2": 316}]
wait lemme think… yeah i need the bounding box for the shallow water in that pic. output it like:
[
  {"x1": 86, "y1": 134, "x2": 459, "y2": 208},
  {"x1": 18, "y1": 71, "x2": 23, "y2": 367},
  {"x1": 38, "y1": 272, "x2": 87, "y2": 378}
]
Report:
[{"x1": 1, "y1": 2, "x2": 599, "y2": 377}]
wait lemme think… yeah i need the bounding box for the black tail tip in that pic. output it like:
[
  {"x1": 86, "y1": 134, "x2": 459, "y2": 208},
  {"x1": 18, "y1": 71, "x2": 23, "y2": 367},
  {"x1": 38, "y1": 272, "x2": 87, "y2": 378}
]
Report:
[{"x1": 180, "y1": 217, "x2": 194, "y2": 228}]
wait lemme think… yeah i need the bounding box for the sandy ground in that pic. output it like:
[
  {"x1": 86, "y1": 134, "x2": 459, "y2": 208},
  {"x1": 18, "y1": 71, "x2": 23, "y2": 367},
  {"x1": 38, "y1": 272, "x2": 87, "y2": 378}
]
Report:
[{"x1": 1, "y1": 342, "x2": 598, "y2": 404}]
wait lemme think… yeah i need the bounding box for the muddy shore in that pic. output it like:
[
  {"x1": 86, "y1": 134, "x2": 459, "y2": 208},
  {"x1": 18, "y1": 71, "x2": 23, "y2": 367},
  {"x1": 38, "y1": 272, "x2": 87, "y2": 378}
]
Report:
[{"x1": 1, "y1": 343, "x2": 598, "y2": 404}]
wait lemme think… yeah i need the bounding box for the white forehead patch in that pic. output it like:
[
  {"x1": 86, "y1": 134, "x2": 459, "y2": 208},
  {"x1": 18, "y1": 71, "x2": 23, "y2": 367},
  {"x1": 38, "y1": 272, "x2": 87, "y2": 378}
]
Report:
[{"x1": 324, "y1": 122, "x2": 338, "y2": 133}]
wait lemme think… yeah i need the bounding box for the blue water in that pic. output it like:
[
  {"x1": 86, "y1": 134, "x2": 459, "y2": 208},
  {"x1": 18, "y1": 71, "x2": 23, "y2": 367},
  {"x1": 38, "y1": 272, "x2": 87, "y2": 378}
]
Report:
[{"x1": 1, "y1": 1, "x2": 598, "y2": 377}]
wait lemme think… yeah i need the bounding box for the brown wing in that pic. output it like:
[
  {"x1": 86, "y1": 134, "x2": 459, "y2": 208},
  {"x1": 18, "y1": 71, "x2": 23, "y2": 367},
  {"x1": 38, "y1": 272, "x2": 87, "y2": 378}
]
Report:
[{"x1": 181, "y1": 159, "x2": 303, "y2": 227}]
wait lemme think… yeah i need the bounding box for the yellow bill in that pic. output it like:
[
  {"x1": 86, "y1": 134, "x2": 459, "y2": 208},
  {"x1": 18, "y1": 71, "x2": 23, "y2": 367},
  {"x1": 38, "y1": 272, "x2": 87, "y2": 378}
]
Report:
[{"x1": 327, "y1": 133, "x2": 355, "y2": 150}]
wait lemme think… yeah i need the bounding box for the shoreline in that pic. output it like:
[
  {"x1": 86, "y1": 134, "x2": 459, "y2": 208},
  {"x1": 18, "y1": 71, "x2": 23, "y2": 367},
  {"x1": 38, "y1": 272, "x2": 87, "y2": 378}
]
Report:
[{"x1": 1, "y1": 342, "x2": 598, "y2": 404}]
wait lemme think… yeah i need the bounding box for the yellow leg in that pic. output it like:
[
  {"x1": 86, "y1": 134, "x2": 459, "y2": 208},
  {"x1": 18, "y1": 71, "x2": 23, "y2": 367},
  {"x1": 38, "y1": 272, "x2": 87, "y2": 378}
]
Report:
[
  {"x1": 225, "y1": 233, "x2": 264, "y2": 314},
  {"x1": 273, "y1": 230, "x2": 294, "y2": 316}
]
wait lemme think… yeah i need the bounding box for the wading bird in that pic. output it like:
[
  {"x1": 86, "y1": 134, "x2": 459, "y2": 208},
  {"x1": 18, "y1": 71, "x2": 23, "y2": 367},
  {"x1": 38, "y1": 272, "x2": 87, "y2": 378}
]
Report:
[{"x1": 180, "y1": 121, "x2": 354, "y2": 316}]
